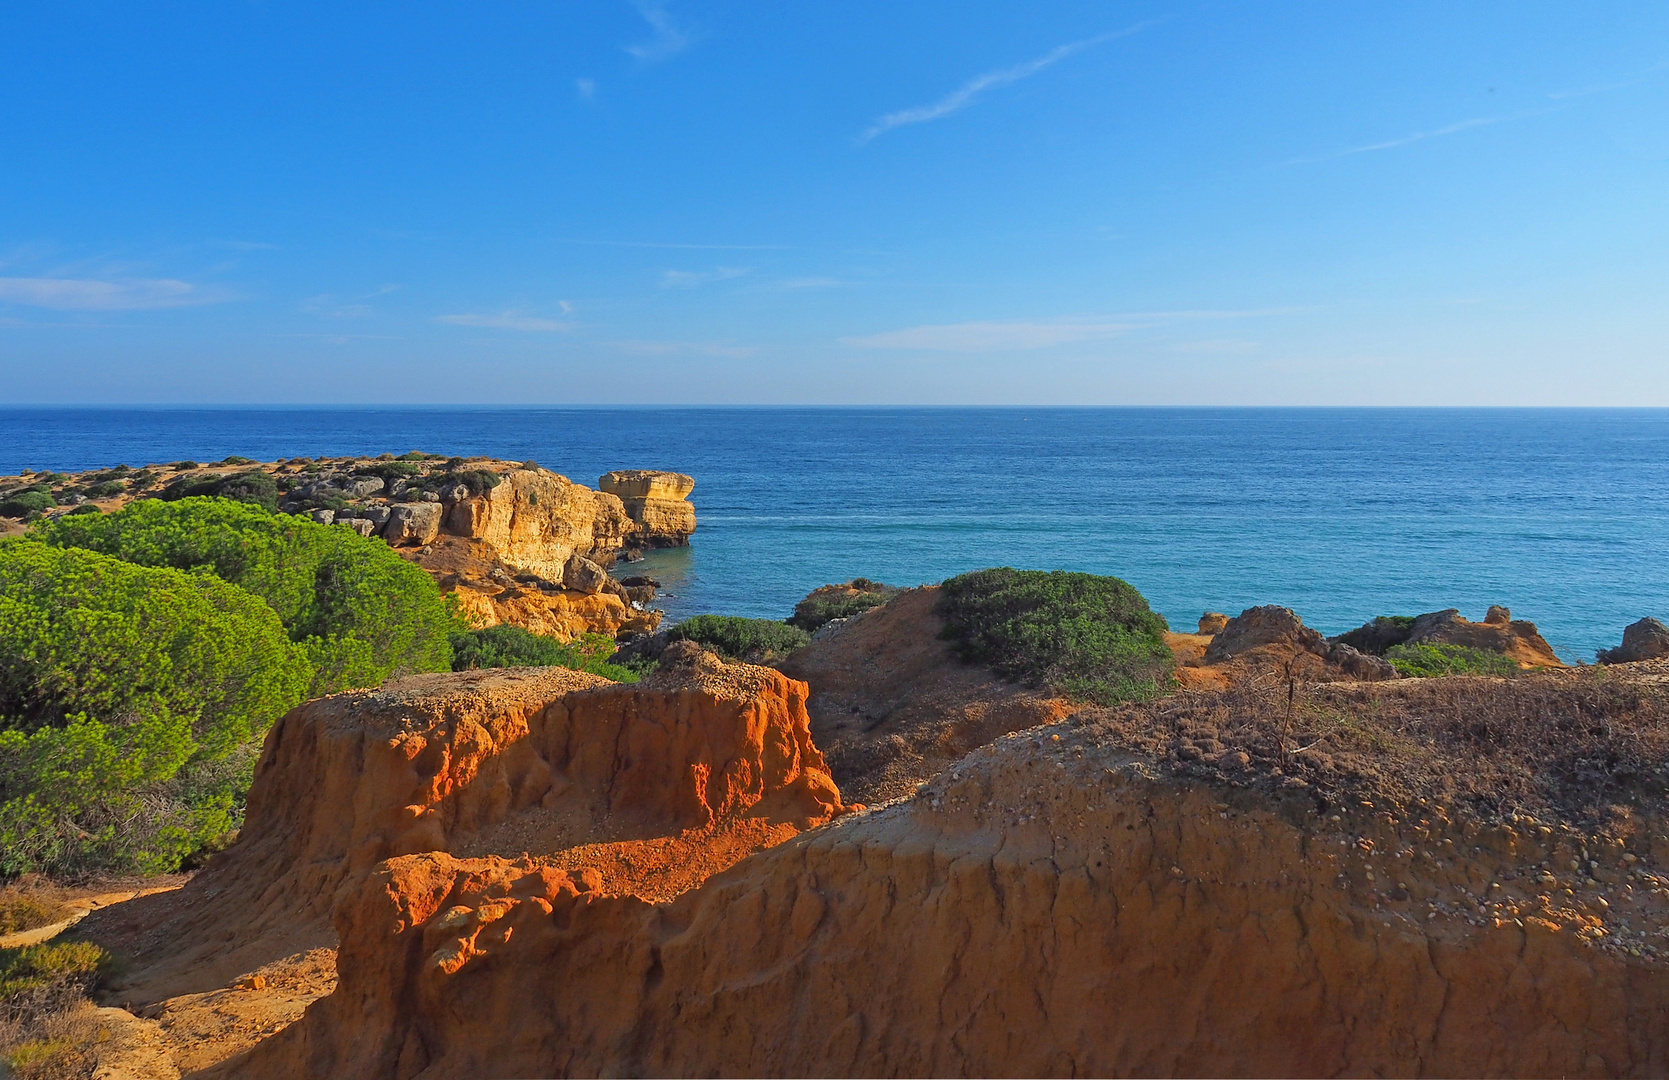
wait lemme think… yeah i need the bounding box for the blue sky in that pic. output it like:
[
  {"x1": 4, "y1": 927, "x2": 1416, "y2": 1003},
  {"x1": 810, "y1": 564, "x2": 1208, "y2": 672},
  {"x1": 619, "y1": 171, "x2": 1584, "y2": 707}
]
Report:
[{"x1": 1, "y1": 2, "x2": 1665, "y2": 404}]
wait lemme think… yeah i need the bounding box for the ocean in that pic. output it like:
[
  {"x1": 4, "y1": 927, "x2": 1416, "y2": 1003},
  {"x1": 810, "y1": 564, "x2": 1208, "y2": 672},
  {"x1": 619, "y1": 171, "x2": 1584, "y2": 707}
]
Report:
[{"x1": 5, "y1": 407, "x2": 1667, "y2": 662}]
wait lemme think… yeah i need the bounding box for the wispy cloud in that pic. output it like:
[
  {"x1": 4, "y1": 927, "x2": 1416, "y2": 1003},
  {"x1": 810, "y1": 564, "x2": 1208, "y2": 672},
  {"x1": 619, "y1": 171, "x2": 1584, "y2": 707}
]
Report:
[
  {"x1": 435, "y1": 308, "x2": 574, "y2": 332},
  {"x1": 844, "y1": 320, "x2": 1136, "y2": 351},
  {"x1": 553, "y1": 238, "x2": 788, "y2": 251},
  {"x1": 844, "y1": 309, "x2": 1298, "y2": 352},
  {"x1": 1549, "y1": 60, "x2": 1669, "y2": 100},
  {"x1": 660, "y1": 266, "x2": 752, "y2": 289},
  {"x1": 301, "y1": 284, "x2": 399, "y2": 319},
  {"x1": 576, "y1": 77, "x2": 597, "y2": 98},
  {"x1": 626, "y1": 2, "x2": 690, "y2": 63},
  {"x1": 206, "y1": 238, "x2": 277, "y2": 251},
  {"x1": 1169, "y1": 339, "x2": 1258, "y2": 355},
  {"x1": 858, "y1": 21, "x2": 1160, "y2": 143},
  {"x1": 1289, "y1": 107, "x2": 1556, "y2": 164},
  {"x1": 0, "y1": 276, "x2": 231, "y2": 311},
  {"x1": 608, "y1": 339, "x2": 756, "y2": 358}
]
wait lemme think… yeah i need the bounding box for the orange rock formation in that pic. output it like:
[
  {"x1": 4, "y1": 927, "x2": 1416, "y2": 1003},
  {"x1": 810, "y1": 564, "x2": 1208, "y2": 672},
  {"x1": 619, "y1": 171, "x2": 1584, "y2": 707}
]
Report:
[
  {"x1": 238, "y1": 720, "x2": 1669, "y2": 1078},
  {"x1": 83, "y1": 596, "x2": 1668, "y2": 1078}
]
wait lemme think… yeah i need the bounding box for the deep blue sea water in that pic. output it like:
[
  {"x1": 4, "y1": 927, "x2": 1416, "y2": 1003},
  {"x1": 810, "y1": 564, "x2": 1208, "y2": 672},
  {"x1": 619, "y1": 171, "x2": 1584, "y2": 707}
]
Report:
[{"x1": 5, "y1": 407, "x2": 1668, "y2": 663}]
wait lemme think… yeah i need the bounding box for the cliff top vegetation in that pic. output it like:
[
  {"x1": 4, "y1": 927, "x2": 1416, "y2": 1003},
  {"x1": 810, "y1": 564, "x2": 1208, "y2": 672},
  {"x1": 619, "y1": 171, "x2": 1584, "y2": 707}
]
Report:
[{"x1": 936, "y1": 568, "x2": 1174, "y2": 706}]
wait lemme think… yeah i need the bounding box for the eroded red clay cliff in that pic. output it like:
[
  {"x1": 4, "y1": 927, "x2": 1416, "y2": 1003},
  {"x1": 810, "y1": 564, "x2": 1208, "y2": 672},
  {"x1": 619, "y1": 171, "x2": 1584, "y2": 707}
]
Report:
[
  {"x1": 242, "y1": 720, "x2": 1669, "y2": 1078},
  {"x1": 82, "y1": 651, "x2": 843, "y2": 1074}
]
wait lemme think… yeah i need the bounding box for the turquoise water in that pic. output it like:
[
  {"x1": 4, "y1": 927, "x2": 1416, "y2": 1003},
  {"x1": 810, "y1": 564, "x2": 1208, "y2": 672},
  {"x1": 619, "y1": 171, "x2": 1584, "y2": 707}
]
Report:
[{"x1": 5, "y1": 407, "x2": 1668, "y2": 661}]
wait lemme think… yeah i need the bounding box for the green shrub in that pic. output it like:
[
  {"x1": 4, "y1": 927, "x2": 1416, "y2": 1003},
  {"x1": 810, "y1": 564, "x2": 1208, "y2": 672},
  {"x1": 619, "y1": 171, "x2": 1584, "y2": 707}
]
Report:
[
  {"x1": 0, "y1": 940, "x2": 111, "y2": 1005},
  {"x1": 158, "y1": 470, "x2": 279, "y2": 512},
  {"x1": 1384, "y1": 643, "x2": 1519, "y2": 678},
  {"x1": 935, "y1": 568, "x2": 1174, "y2": 705},
  {"x1": 0, "y1": 540, "x2": 311, "y2": 873},
  {"x1": 218, "y1": 456, "x2": 255, "y2": 466},
  {"x1": 37, "y1": 497, "x2": 454, "y2": 697},
  {"x1": 450, "y1": 626, "x2": 639, "y2": 682},
  {"x1": 666, "y1": 615, "x2": 810, "y2": 664},
  {"x1": 210, "y1": 470, "x2": 280, "y2": 512},
  {"x1": 424, "y1": 469, "x2": 500, "y2": 496},
  {"x1": 789, "y1": 578, "x2": 897, "y2": 632},
  {"x1": 64, "y1": 505, "x2": 100, "y2": 516},
  {"x1": 171, "y1": 461, "x2": 198, "y2": 471},
  {"x1": 0, "y1": 492, "x2": 54, "y2": 519},
  {"x1": 86, "y1": 481, "x2": 125, "y2": 498},
  {"x1": 1332, "y1": 614, "x2": 1417, "y2": 655},
  {"x1": 356, "y1": 461, "x2": 422, "y2": 482}
]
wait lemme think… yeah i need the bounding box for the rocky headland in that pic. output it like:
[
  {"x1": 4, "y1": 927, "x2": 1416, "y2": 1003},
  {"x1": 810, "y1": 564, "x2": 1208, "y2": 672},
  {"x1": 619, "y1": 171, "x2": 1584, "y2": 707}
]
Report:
[{"x1": 0, "y1": 455, "x2": 696, "y2": 642}]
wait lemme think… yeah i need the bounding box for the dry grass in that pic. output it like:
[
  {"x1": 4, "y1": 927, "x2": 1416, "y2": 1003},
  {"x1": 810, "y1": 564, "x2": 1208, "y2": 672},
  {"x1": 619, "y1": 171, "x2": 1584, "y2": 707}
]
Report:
[
  {"x1": 1080, "y1": 667, "x2": 1669, "y2": 828},
  {"x1": 0, "y1": 893, "x2": 70, "y2": 937},
  {"x1": 0, "y1": 939, "x2": 113, "y2": 1080},
  {"x1": 0, "y1": 999, "x2": 106, "y2": 1080}
]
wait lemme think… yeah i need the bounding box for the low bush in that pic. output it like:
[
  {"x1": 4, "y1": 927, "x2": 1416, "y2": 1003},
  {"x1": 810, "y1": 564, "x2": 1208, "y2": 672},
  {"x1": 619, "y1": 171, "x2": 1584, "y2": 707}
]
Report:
[
  {"x1": 157, "y1": 470, "x2": 280, "y2": 512},
  {"x1": 0, "y1": 540, "x2": 311, "y2": 874},
  {"x1": 85, "y1": 481, "x2": 125, "y2": 498},
  {"x1": 1332, "y1": 615, "x2": 1417, "y2": 655},
  {"x1": 935, "y1": 568, "x2": 1174, "y2": 705},
  {"x1": 37, "y1": 497, "x2": 455, "y2": 697},
  {"x1": 0, "y1": 493, "x2": 54, "y2": 520},
  {"x1": 1384, "y1": 642, "x2": 1519, "y2": 678},
  {"x1": 356, "y1": 461, "x2": 422, "y2": 483},
  {"x1": 171, "y1": 461, "x2": 198, "y2": 470},
  {"x1": 423, "y1": 469, "x2": 501, "y2": 496},
  {"x1": 788, "y1": 578, "x2": 897, "y2": 632},
  {"x1": 666, "y1": 615, "x2": 810, "y2": 664},
  {"x1": 450, "y1": 626, "x2": 639, "y2": 682}
]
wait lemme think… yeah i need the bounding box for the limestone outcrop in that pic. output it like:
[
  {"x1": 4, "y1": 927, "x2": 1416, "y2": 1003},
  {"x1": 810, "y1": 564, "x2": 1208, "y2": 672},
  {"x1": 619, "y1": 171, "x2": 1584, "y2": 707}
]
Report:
[
  {"x1": 598, "y1": 470, "x2": 697, "y2": 547},
  {"x1": 437, "y1": 468, "x2": 634, "y2": 578},
  {"x1": 418, "y1": 535, "x2": 660, "y2": 641},
  {"x1": 0, "y1": 454, "x2": 689, "y2": 641},
  {"x1": 1600, "y1": 617, "x2": 1669, "y2": 664}
]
